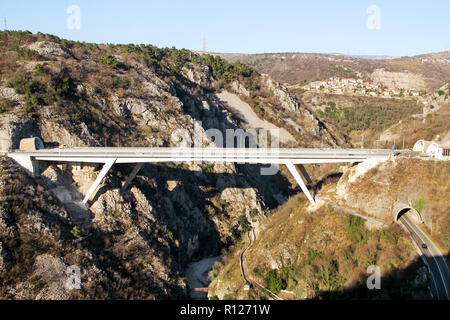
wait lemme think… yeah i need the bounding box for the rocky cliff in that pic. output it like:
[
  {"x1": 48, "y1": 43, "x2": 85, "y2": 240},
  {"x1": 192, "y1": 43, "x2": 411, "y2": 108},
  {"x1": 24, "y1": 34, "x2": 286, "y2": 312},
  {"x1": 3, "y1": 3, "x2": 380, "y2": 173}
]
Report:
[
  {"x1": 0, "y1": 31, "x2": 347, "y2": 299},
  {"x1": 209, "y1": 158, "x2": 446, "y2": 300}
]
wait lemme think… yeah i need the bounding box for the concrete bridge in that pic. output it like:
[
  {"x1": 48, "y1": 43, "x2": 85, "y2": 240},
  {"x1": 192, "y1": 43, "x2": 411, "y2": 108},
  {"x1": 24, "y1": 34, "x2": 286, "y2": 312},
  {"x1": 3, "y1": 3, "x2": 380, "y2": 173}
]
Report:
[{"x1": 7, "y1": 147, "x2": 391, "y2": 206}]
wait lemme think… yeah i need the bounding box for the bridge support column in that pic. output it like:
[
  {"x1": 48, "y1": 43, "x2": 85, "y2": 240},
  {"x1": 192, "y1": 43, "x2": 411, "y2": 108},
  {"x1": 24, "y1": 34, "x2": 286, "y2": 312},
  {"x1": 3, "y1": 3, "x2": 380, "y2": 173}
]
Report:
[
  {"x1": 298, "y1": 164, "x2": 314, "y2": 188},
  {"x1": 9, "y1": 154, "x2": 40, "y2": 176},
  {"x1": 285, "y1": 162, "x2": 316, "y2": 206},
  {"x1": 83, "y1": 158, "x2": 116, "y2": 204},
  {"x1": 121, "y1": 163, "x2": 143, "y2": 193}
]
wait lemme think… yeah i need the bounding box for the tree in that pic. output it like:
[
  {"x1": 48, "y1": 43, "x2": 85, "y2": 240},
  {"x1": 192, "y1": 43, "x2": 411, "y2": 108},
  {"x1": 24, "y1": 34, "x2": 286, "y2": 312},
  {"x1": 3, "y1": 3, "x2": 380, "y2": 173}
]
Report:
[
  {"x1": 99, "y1": 54, "x2": 119, "y2": 68},
  {"x1": 264, "y1": 269, "x2": 286, "y2": 293},
  {"x1": 238, "y1": 214, "x2": 252, "y2": 233}
]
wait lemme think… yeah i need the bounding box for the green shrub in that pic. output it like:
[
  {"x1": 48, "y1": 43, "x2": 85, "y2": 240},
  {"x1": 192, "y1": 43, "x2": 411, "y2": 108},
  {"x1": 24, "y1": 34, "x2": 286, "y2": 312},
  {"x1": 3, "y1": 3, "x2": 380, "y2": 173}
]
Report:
[
  {"x1": 33, "y1": 64, "x2": 45, "y2": 75},
  {"x1": 238, "y1": 214, "x2": 252, "y2": 233},
  {"x1": 264, "y1": 269, "x2": 286, "y2": 293},
  {"x1": 344, "y1": 215, "x2": 366, "y2": 243},
  {"x1": 414, "y1": 196, "x2": 426, "y2": 214},
  {"x1": 99, "y1": 54, "x2": 119, "y2": 68},
  {"x1": 71, "y1": 226, "x2": 81, "y2": 239},
  {"x1": 250, "y1": 208, "x2": 259, "y2": 218},
  {"x1": 0, "y1": 99, "x2": 15, "y2": 113},
  {"x1": 207, "y1": 163, "x2": 215, "y2": 173},
  {"x1": 305, "y1": 249, "x2": 323, "y2": 265},
  {"x1": 318, "y1": 260, "x2": 340, "y2": 291},
  {"x1": 48, "y1": 75, "x2": 77, "y2": 100},
  {"x1": 327, "y1": 101, "x2": 336, "y2": 108}
]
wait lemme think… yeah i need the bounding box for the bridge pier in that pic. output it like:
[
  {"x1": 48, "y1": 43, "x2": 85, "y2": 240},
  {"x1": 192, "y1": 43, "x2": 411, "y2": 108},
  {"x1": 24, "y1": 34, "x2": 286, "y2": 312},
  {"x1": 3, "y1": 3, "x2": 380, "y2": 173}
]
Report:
[
  {"x1": 82, "y1": 158, "x2": 117, "y2": 204},
  {"x1": 8, "y1": 154, "x2": 40, "y2": 176},
  {"x1": 285, "y1": 161, "x2": 316, "y2": 206},
  {"x1": 121, "y1": 163, "x2": 143, "y2": 193}
]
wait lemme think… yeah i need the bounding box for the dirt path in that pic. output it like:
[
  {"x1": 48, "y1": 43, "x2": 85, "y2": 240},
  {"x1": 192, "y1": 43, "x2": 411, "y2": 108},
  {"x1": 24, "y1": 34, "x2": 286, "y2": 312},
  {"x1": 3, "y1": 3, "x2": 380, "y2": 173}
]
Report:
[{"x1": 215, "y1": 91, "x2": 296, "y2": 144}]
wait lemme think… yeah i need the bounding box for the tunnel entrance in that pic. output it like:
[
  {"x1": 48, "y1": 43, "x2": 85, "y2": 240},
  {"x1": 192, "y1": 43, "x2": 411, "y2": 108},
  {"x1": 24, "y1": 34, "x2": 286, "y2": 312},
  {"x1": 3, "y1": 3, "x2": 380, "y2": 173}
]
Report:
[
  {"x1": 393, "y1": 203, "x2": 423, "y2": 224},
  {"x1": 396, "y1": 208, "x2": 412, "y2": 221}
]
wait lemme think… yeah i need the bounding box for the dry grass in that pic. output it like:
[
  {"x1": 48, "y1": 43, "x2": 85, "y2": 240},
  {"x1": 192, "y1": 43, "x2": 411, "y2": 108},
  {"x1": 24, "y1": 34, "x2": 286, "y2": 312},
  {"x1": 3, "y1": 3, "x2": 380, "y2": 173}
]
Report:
[{"x1": 210, "y1": 192, "x2": 423, "y2": 299}]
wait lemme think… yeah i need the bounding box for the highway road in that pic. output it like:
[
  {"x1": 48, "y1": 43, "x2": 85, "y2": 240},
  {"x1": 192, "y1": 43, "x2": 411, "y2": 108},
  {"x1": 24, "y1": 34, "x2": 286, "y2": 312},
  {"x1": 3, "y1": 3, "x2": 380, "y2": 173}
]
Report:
[
  {"x1": 8, "y1": 147, "x2": 392, "y2": 165},
  {"x1": 399, "y1": 213, "x2": 450, "y2": 300}
]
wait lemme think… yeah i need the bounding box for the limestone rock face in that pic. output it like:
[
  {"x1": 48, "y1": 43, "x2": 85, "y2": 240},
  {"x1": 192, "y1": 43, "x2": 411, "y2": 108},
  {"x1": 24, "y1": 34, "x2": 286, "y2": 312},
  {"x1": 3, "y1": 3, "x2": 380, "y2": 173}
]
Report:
[
  {"x1": 371, "y1": 69, "x2": 427, "y2": 90},
  {"x1": 0, "y1": 114, "x2": 41, "y2": 151},
  {"x1": 182, "y1": 64, "x2": 213, "y2": 86},
  {"x1": 0, "y1": 87, "x2": 22, "y2": 101},
  {"x1": 263, "y1": 74, "x2": 300, "y2": 112},
  {"x1": 220, "y1": 187, "x2": 262, "y2": 215},
  {"x1": 28, "y1": 41, "x2": 71, "y2": 59},
  {"x1": 0, "y1": 241, "x2": 9, "y2": 272},
  {"x1": 32, "y1": 254, "x2": 70, "y2": 300},
  {"x1": 231, "y1": 81, "x2": 250, "y2": 97}
]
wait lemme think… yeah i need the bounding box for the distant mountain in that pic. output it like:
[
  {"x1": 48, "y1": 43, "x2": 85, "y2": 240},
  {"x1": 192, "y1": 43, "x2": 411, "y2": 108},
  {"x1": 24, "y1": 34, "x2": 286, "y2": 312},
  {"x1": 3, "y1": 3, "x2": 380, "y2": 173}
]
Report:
[
  {"x1": 328, "y1": 54, "x2": 398, "y2": 60},
  {"x1": 214, "y1": 51, "x2": 450, "y2": 90}
]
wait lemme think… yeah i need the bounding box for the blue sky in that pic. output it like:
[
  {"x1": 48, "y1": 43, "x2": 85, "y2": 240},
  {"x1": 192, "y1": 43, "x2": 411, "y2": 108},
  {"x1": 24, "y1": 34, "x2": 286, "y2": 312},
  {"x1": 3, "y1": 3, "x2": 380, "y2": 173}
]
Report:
[{"x1": 1, "y1": 0, "x2": 449, "y2": 56}]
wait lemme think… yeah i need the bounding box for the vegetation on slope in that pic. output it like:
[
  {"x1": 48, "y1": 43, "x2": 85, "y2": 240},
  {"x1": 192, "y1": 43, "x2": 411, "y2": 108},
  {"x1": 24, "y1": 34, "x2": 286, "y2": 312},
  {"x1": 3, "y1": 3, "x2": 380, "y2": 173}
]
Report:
[
  {"x1": 0, "y1": 158, "x2": 186, "y2": 299},
  {"x1": 0, "y1": 30, "x2": 342, "y2": 149},
  {"x1": 209, "y1": 194, "x2": 429, "y2": 300},
  {"x1": 219, "y1": 52, "x2": 450, "y2": 89},
  {"x1": 344, "y1": 159, "x2": 450, "y2": 253}
]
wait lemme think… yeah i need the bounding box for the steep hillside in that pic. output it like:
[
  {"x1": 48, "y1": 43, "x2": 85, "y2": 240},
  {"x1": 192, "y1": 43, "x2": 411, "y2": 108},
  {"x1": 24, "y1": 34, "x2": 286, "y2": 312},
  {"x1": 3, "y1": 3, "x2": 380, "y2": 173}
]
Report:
[
  {"x1": 0, "y1": 31, "x2": 351, "y2": 299},
  {"x1": 209, "y1": 158, "x2": 448, "y2": 300},
  {"x1": 209, "y1": 195, "x2": 429, "y2": 300},
  {"x1": 218, "y1": 50, "x2": 450, "y2": 148},
  {"x1": 0, "y1": 31, "x2": 346, "y2": 151},
  {"x1": 333, "y1": 158, "x2": 450, "y2": 253},
  {"x1": 0, "y1": 157, "x2": 186, "y2": 299},
  {"x1": 218, "y1": 52, "x2": 450, "y2": 90}
]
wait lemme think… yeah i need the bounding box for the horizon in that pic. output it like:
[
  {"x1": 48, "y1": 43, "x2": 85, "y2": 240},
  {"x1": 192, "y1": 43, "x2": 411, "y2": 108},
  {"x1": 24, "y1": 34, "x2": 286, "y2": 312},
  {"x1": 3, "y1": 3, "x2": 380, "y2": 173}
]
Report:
[
  {"x1": 1, "y1": 0, "x2": 449, "y2": 57},
  {"x1": 4, "y1": 29, "x2": 449, "y2": 59},
  {"x1": 203, "y1": 50, "x2": 449, "y2": 58}
]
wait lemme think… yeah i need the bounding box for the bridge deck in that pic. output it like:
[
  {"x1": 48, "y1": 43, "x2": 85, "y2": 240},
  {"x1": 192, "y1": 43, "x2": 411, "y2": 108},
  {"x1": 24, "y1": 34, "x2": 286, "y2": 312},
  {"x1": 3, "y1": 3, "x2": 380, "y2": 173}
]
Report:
[{"x1": 9, "y1": 147, "x2": 391, "y2": 164}]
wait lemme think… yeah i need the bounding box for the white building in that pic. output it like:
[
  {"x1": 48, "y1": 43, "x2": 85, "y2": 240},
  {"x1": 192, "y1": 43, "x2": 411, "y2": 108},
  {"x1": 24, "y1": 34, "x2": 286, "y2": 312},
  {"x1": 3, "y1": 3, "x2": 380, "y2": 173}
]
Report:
[
  {"x1": 413, "y1": 140, "x2": 433, "y2": 153},
  {"x1": 413, "y1": 140, "x2": 450, "y2": 160}
]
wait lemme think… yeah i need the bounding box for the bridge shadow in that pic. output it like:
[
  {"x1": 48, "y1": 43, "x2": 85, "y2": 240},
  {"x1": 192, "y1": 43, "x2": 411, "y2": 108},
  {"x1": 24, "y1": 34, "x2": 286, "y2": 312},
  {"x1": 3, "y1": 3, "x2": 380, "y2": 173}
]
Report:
[
  {"x1": 315, "y1": 172, "x2": 343, "y2": 192},
  {"x1": 71, "y1": 160, "x2": 298, "y2": 298},
  {"x1": 313, "y1": 252, "x2": 449, "y2": 300},
  {"x1": 109, "y1": 162, "x2": 294, "y2": 249}
]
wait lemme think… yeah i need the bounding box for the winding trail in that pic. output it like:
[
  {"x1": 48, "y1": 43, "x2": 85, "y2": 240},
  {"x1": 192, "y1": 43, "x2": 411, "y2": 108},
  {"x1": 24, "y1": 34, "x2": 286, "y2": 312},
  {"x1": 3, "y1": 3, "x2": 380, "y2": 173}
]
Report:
[
  {"x1": 240, "y1": 229, "x2": 284, "y2": 300},
  {"x1": 319, "y1": 197, "x2": 386, "y2": 228}
]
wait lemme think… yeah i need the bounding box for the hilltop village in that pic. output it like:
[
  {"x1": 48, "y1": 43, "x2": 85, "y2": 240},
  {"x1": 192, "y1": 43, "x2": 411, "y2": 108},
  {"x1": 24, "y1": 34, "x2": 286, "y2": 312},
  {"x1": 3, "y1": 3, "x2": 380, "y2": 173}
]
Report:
[{"x1": 304, "y1": 77, "x2": 424, "y2": 98}]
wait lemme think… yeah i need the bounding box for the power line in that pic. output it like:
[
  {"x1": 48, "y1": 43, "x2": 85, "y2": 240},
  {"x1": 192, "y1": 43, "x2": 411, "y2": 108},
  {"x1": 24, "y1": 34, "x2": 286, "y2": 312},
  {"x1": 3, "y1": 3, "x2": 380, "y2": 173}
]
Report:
[{"x1": 202, "y1": 34, "x2": 206, "y2": 52}]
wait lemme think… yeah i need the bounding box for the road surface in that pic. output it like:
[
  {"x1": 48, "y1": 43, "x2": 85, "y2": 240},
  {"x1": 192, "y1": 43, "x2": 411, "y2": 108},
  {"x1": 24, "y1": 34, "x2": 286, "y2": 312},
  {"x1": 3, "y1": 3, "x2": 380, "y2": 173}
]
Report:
[
  {"x1": 9, "y1": 147, "x2": 392, "y2": 165},
  {"x1": 399, "y1": 213, "x2": 450, "y2": 300}
]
